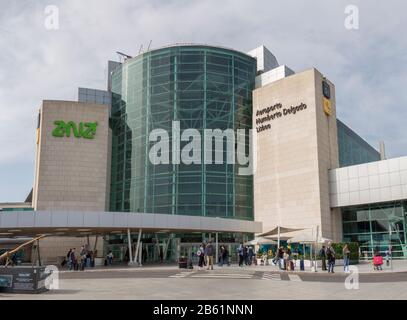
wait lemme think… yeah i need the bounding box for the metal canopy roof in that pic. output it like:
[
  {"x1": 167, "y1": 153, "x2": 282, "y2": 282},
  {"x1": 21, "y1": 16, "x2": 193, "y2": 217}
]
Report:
[
  {"x1": 257, "y1": 226, "x2": 306, "y2": 237},
  {"x1": 0, "y1": 211, "x2": 262, "y2": 238}
]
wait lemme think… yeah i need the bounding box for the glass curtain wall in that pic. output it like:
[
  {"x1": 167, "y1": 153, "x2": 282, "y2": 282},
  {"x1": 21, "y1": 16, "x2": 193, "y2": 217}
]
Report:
[
  {"x1": 342, "y1": 201, "x2": 407, "y2": 259},
  {"x1": 110, "y1": 45, "x2": 256, "y2": 220},
  {"x1": 337, "y1": 119, "x2": 380, "y2": 167}
]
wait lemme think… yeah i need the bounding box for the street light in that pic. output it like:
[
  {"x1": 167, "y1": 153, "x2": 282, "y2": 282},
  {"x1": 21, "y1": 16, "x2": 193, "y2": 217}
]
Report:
[{"x1": 388, "y1": 222, "x2": 393, "y2": 271}]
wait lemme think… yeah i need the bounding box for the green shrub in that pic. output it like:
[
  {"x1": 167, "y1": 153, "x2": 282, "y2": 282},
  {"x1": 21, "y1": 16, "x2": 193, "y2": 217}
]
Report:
[{"x1": 331, "y1": 242, "x2": 359, "y2": 264}]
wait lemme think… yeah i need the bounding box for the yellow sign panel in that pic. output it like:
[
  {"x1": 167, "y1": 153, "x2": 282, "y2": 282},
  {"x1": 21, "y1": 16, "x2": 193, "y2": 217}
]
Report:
[
  {"x1": 323, "y1": 97, "x2": 332, "y2": 116},
  {"x1": 36, "y1": 128, "x2": 40, "y2": 145}
]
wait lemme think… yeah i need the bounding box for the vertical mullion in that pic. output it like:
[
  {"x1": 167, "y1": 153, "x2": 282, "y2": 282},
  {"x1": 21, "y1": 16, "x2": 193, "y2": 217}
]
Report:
[
  {"x1": 202, "y1": 51, "x2": 207, "y2": 217},
  {"x1": 172, "y1": 53, "x2": 177, "y2": 215},
  {"x1": 144, "y1": 55, "x2": 150, "y2": 212},
  {"x1": 232, "y1": 56, "x2": 235, "y2": 219},
  {"x1": 122, "y1": 66, "x2": 128, "y2": 212}
]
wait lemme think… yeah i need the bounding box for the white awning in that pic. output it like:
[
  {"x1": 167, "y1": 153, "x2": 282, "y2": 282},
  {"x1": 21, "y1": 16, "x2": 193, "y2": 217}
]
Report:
[
  {"x1": 257, "y1": 226, "x2": 306, "y2": 237},
  {"x1": 244, "y1": 237, "x2": 277, "y2": 246}
]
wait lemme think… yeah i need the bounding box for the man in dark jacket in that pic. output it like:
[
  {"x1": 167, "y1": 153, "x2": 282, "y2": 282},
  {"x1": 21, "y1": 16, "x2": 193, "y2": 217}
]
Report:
[
  {"x1": 326, "y1": 243, "x2": 336, "y2": 273},
  {"x1": 319, "y1": 246, "x2": 327, "y2": 271},
  {"x1": 205, "y1": 241, "x2": 214, "y2": 270}
]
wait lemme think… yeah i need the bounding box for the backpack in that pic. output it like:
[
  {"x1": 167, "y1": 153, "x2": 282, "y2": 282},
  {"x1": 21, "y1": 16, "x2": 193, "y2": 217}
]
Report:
[{"x1": 326, "y1": 247, "x2": 335, "y2": 259}]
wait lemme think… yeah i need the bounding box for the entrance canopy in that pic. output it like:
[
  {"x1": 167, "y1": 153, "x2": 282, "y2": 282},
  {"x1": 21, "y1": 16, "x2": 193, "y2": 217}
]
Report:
[
  {"x1": 244, "y1": 237, "x2": 277, "y2": 246},
  {"x1": 0, "y1": 210, "x2": 262, "y2": 238},
  {"x1": 257, "y1": 226, "x2": 305, "y2": 237},
  {"x1": 287, "y1": 231, "x2": 332, "y2": 244}
]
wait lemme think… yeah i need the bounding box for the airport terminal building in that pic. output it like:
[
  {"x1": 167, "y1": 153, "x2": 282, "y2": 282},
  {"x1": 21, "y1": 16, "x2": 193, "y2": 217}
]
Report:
[{"x1": 1, "y1": 44, "x2": 407, "y2": 262}]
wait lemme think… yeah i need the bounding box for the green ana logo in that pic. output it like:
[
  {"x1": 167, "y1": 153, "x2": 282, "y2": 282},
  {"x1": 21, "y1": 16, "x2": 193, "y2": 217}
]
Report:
[{"x1": 52, "y1": 120, "x2": 98, "y2": 139}]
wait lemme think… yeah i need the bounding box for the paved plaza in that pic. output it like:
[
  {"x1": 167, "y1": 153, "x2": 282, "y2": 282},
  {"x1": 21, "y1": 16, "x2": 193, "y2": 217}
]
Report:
[{"x1": 1, "y1": 261, "x2": 407, "y2": 300}]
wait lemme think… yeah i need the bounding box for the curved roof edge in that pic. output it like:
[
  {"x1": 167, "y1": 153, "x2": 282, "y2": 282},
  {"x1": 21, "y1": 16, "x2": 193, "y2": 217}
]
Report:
[
  {"x1": 122, "y1": 43, "x2": 256, "y2": 64},
  {"x1": 0, "y1": 211, "x2": 262, "y2": 237}
]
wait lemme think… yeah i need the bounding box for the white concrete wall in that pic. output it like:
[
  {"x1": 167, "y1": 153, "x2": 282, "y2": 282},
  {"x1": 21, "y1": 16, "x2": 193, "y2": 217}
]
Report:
[
  {"x1": 255, "y1": 65, "x2": 295, "y2": 88},
  {"x1": 247, "y1": 45, "x2": 279, "y2": 73},
  {"x1": 330, "y1": 156, "x2": 407, "y2": 207}
]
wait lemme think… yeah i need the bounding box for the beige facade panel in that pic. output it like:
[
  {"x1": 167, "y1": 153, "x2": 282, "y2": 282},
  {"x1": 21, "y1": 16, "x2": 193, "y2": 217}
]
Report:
[
  {"x1": 33, "y1": 100, "x2": 111, "y2": 212},
  {"x1": 253, "y1": 68, "x2": 341, "y2": 241}
]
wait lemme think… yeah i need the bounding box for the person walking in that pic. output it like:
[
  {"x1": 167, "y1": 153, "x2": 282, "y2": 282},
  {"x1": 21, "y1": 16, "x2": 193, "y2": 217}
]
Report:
[
  {"x1": 343, "y1": 244, "x2": 350, "y2": 273},
  {"x1": 70, "y1": 248, "x2": 78, "y2": 271},
  {"x1": 247, "y1": 246, "x2": 254, "y2": 266},
  {"x1": 326, "y1": 242, "x2": 336, "y2": 273},
  {"x1": 237, "y1": 243, "x2": 244, "y2": 267},
  {"x1": 223, "y1": 246, "x2": 230, "y2": 266},
  {"x1": 283, "y1": 249, "x2": 289, "y2": 271},
  {"x1": 385, "y1": 250, "x2": 390, "y2": 267},
  {"x1": 243, "y1": 245, "x2": 248, "y2": 265},
  {"x1": 66, "y1": 249, "x2": 72, "y2": 270},
  {"x1": 205, "y1": 241, "x2": 214, "y2": 270},
  {"x1": 278, "y1": 247, "x2": 284, "y2": 270},
  {"x1": 80, "y1": 246, "x2": 86, "y2": 271},
  {"x1": 218, "y1": 246, "x2": 224, "y2": 266},
  {"x1": 107, "y1": 250, "x2": 114, "y2": 266},
  {"x1": 319, "y1": 246, "x2": 327, "y2": 271},
  {"x1": 197, "y1": 243, "x2": 205, "y2": 270}
]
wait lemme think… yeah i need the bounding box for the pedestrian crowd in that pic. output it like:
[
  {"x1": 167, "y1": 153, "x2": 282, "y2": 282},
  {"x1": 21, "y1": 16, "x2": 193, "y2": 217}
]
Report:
[{"x1": 63, "y1": 245, "x2": 96, "y2": 271}]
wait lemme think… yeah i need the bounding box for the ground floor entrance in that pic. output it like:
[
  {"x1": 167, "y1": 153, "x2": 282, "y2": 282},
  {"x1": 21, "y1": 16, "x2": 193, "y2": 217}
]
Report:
[{"x1": 103, "y1": 232, "x2": 251, "y2": 264}]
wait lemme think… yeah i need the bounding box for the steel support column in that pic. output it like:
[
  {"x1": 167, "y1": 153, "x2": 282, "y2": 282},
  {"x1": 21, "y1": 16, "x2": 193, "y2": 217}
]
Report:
[
  {"x1": 134, "y1": 228, "x2": 142, "y2": 266},
  {"x1": 127, "y1": 228, "x2": 134, "y2": 265}
]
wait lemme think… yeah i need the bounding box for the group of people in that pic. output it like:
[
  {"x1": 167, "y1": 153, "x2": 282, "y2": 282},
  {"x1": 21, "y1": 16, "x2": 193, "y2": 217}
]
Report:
[
  {"x1": 274, "y1": 247, "x2": 295, "y2": 271},
  {"x1": 318, "y1": 242, "x2": 344, "y2": 273},
  {"x1": 237, "y1": 243, "x2": 255, "y2": 266},
  {"x1": 196, "y1": 241, "x2": 214, "y2": 270},
  {"x1": 64, "y1": 246, "x2": 96, "y2": 271},
  {"x1": 271, "y1": 242, "x2": 350, "y2": 274},
  {"x1": 196, "y1": 242, "x2": 232, "y2": 270}
]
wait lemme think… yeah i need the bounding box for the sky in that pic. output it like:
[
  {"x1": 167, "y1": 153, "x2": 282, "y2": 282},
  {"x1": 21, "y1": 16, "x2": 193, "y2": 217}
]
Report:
[{"x1": 0, "y1": 0, "x2": 406, "y2": 202}]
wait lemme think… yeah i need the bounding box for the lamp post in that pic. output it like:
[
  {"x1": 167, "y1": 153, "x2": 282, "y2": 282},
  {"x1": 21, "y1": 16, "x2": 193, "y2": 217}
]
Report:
[
  {"x1": 312, "y1": 225, "x2": 319, "y2": 272},
  {"x1": 389, "y1": 222, "x2": 393, "y2": 271}
]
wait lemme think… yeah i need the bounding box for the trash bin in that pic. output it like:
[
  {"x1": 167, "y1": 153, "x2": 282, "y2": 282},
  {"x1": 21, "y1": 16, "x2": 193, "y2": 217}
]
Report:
[{"x1": 178, "y1": 256, "x2": 188, "y2": 269}]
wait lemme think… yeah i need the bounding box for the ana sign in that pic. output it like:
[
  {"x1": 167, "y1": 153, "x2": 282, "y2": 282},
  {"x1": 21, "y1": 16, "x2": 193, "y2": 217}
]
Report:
[{"x1": 52, "y1": 120, "x2": 98, "y2": 139}]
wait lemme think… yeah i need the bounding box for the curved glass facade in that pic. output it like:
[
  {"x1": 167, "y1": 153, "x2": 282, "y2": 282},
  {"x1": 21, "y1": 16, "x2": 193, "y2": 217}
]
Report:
[{"x1": 110, "y1": 45, "x2": 256, "y2": 220}]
